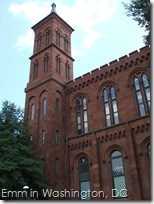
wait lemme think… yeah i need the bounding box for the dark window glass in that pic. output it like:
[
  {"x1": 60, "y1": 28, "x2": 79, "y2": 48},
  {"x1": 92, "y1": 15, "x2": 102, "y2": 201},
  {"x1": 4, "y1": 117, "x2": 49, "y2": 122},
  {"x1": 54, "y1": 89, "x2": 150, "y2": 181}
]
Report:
[
  {"x1": 56, "y1": 130, "x2": 59, "y2": 145},
  {"x1": 64, "y1": 38, "x2": 68, "y2": 52},
  {"x1": 37, "y1": 36, "x2": 41, "y2": 51},
  {"x1": 110, "y1": 86, "x2": 119, "y2": 124},
  {"x1": 103, "y1": 89, "x2": 111, "y2": 126},
  {"x1": 34, "y1": 62, "x2": 38, "y2": 79},
  {"x1": 56, "y1": 31, "x2": 60, "y2": 46},
  {"x1": 44, "y1": 55, "x2": 48, "y2": 73},
  {"x1": 78, "y1": 157, "x2": 90, "y2": 200},
  {"x1": 147, "y1": 143, "x2": 150, "y2": 160},
  {"x1": 46, "y1": 31, "x2": 50, "y2": 46},
  {"x1": 55, "y1": 158, "x2": 59, "y2": 175},
  {"x1": 56, "y1": 56, "x2": 60, "y2": 73}
]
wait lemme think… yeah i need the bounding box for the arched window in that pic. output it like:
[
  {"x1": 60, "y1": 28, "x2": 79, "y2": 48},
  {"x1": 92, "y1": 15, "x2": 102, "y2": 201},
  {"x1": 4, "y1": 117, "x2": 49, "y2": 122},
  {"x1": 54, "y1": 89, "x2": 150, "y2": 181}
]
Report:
[
  {"x1": 76, "y1": 98, "x2": 89, "y2": 135},
  {"x1": 142, "y1": 73, "x2": 150, "y2": 111},
  {"x1": 110, "y1": 86, "x2": 119, "y2": 124},
  {"x1": 37, "y1": 35, "x2": 41, "y2": 52},
  {"x1": 83, "y1": 98, "x2": 88, "y2": 134},
  {"x1": 76, "y1": 99, "x2": 81, "y2": 135},
  {"x1": 110, "y1": 150, "x2": 127, "y2": 198},
  {"x1": 78, "y1": 157, "x2": 90, "y2": 200},
  {"x1": 103, "y1": 87, "x2": 119, "y2": 127},
  {"x1": 42, "y1": 130, "x2": 45, "y2": 145},
  {"x1": 56, "y1": 98, "x2": 60, "y2": 117},
  {"x1": 31, "y1": 104, "x2": 35, "y2": 120},
  {"x1": 46, "y1": 30, "x2": 50, "y2": 46},
  {"x1": 134, "y1": 77, "x2": 146, "y2": 116},
  {"x1": 43, "y1": 98, "x2": 47, "y2": 116},
  {"x1": 65, "y1": 62, "x2": 70, "y2": 80},
  {"x1": 56, "y1": 56, "x2": 60, "y2": 74},
  {"x1": 44, "y1": 55, "x2": 48, "y2": 73},
  {"x1": 103, "y1": 89, "x2": 111, "y2": 126},
  {"x1": 64, "y1": 37, "x2": 68, "y2": 52},
  {"x1": 34, "y1": 62, "x2": 38, "y2": 79},
  {"x1": 56, "y1": 30, "x2": 60, "y2": 46},
  {"x1": 147, "y1": 143, "x2": 150, "y2": 160}
]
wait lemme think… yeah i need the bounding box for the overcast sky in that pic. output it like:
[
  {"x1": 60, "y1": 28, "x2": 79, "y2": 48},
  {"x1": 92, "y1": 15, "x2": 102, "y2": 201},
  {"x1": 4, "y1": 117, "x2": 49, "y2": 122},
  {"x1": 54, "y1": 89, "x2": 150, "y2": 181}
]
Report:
[{"x1": 0, "y1": 0, "x2": 149, "y2": 109}]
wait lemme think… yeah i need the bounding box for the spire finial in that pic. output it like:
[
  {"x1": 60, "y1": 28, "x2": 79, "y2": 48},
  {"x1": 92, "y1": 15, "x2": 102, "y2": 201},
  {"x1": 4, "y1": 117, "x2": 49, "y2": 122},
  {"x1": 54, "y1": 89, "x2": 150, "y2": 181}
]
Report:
[{"x1": 51, "y1": 2, "x2": 57, "y2": 13}]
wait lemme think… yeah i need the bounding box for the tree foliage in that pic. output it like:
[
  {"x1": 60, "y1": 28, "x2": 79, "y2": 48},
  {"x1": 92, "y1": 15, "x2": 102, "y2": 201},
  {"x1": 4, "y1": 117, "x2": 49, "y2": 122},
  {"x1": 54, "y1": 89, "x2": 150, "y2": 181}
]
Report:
[
  {"x1": 123, "y1": 0, "x2": 150, "y2": 45},
  {"x1": 0, "y1": 101, "x2": 47, "y2": 200}
]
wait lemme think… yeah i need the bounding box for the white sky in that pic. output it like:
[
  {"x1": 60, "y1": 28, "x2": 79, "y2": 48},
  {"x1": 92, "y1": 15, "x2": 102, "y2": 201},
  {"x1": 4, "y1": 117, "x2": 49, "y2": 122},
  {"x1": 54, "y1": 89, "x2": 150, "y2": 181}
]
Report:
[{"x1": 0, "y1": 0, "x2": 150, "y2": 109}]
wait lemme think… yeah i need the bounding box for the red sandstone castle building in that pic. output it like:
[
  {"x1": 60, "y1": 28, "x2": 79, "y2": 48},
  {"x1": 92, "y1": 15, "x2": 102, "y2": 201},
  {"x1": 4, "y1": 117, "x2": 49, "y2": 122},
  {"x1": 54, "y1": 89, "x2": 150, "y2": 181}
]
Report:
[{"x1": 25, "y1": 3, "x2": 150, "y2": 200}]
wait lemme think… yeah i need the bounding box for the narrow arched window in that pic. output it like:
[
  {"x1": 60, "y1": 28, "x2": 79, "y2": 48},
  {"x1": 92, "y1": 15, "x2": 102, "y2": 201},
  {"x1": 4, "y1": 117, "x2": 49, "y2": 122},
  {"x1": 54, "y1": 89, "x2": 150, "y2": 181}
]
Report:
[
  {"x1": 42, "y1": 130, "x2": 45, "y2": 145},
  {"x1": 46, "y1": 30, "x2": 50, "y2": 46},
  {"x1": 34, "y1": 62, "x2": 38, "y2": 79},
  {"x1": 142, "y1": 73, "x2": 150, "y2": 111},
  {"x1": 37, "y1": 36, "x2": 41, "y2": 52},
  {"x1": 78, "y1": 157, "x2": 90, "y2": 200},
  {"x1": 147, "y1": 143, "x2": 150, "y2": 160},
  {"x1": 64, "y1": 38, "x2": 68, "y2": 52},
  {"x1": 134, "y1": 77, "x2": 146, "y2": 116},
  {"x1": 43, "y1": 98, "x2": 47, "y2": 116},
  {"x1": 76, "y1": 99, "x2": 81, "y2": 135},
  {"x1": 111, "y1": 150, "x2": 127, "y2": 198},
  {"x1": 56, "y1": 98, "x2": 60, "y2": 117},
  {"x1": 83, "y1": 98, "x2": 88, "y2": 134},
  {"x1": 65, "y1": 63, "x2": 70, "y2": 79},
  {"x1": 31, "y1": 104, "x2": 35, "y2": 120},
  {"x1": 110, "y1": 86, "x2": 119, "y2": 124},
  {"x1": 44, "y1": 55, "x2": 48, "y2": 73},
  {"x1": 56, "y1": 30, "x2": 60, "y2": 46},
  {"x1": 103, "y1": 89, "x2": 111, "y2": 127},
  {"x1": 56, "y1": 56, "x2": 60, "y2": 73}
]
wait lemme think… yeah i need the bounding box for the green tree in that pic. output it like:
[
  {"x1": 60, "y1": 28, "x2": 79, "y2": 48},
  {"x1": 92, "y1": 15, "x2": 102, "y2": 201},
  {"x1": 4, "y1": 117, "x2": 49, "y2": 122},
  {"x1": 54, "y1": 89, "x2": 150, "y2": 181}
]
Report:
[
  {"x1": 0, "y1": 101, "x2": 47, "y2": 200},
  {"x1": 123, "y1": 0, "x2": 150, "y2": 45}
]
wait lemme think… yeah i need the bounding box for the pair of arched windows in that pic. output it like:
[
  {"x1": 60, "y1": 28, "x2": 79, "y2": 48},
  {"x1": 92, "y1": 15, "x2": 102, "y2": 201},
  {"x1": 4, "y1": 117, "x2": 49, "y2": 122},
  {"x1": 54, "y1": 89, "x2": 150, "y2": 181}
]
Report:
[
  {"x1": 37, "y1": 30, "x2": 50, "y2": 52},
  {"x1": 76, "y1": 98, "x2": 88, "y2": 135},
  {"x1": 133, "y1": 73, "x2": 150, "y2": 116}
]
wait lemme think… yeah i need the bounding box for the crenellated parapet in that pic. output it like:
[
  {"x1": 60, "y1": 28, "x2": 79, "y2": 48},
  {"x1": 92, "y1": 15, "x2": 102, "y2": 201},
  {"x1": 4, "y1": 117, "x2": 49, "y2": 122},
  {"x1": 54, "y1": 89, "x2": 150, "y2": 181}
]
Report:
[{"x1": 66, "y1": 46, "x2": 150, "y2": 94}]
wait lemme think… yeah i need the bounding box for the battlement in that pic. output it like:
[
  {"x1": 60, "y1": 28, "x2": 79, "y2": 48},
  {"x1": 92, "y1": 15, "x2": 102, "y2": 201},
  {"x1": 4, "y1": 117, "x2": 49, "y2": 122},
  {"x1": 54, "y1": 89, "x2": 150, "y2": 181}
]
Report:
[{"x1": 66, "y1": 46, "x2": 150, "y2": 92}]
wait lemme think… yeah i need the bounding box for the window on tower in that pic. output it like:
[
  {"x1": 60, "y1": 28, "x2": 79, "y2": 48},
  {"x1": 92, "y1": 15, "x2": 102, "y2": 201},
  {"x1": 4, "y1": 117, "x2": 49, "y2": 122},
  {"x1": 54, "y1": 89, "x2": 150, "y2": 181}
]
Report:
[
  {"x1": 56, "y1": 56, "x2": 60, "y2": 74},
  {"x1": 64, "y1": 37, "x2": 68, "y2": 53},
  {"x1": 37, "y1": 35, "x2": 41, "y2": 52},
  {"x1": 46, "y1": 30, "x2": 50, "y2": 46},
  {"x1": 34, "y1": 61, "x2": 38, "y2": 79},
  {"x1": 56, "y1": 30, "x2": 60, "y2": 46},
  {"x1": 42, "y1": 130, "x2": 45, "y2": 145},
  {"x1": 44, "y1": 55, "x2": 48, "y2": 74},
  {"x1": 65, "y1": 62, "x2": 70, "y2": 80}
]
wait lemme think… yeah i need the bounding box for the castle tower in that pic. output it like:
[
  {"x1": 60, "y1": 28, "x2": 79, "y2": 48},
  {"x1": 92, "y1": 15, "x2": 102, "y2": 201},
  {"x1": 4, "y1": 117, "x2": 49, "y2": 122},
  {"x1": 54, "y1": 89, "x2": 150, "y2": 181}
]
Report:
[{"x1": 25, "y1": 3, "x2": 74, "y2": 191}]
